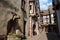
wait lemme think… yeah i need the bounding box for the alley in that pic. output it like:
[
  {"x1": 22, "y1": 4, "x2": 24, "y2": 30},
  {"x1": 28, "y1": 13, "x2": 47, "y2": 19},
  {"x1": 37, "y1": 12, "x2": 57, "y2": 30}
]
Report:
[{"x1": 0, "y1": 0, "x2": 60, "y2": 40}]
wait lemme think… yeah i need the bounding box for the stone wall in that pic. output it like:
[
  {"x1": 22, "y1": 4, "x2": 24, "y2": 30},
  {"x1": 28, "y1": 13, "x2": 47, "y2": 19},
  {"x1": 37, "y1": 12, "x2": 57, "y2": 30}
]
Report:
[{"x1": 0, "y1": 0, "x2": 24, "y2": 35}]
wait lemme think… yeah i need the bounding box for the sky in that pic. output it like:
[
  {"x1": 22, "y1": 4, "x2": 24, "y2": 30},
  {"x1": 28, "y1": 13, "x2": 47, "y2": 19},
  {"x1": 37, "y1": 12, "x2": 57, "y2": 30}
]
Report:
[{"x1": 39, "y1": 0, "x2": 52, "y2": 10}]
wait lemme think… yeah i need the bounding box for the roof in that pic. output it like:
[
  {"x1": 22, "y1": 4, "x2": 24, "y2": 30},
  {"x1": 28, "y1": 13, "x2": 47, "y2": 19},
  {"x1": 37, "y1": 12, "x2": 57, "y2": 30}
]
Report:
[
  {"x1": 29, "y1": 0, "x2": 34, "y2": 2},
  {"x1": 40, "y1": 10, "x2": 49, "y2": 15}
]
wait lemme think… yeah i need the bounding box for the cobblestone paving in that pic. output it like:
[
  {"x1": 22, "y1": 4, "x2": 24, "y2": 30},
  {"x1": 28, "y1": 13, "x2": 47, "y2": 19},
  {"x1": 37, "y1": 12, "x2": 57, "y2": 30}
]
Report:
[{"x1": 27, "y1": 31, "x2": 59, "y2": 40}]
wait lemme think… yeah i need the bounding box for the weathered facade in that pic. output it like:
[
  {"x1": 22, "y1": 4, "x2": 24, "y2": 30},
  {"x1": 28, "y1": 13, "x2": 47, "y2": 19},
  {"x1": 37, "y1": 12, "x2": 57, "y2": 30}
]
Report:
[
  {"x1": 0, "y1": 0, "x2": 40, "y2": 40},
  {"x1": 0, "y1": 0, "x2": 29, "y2": 39},
  {"x1": 29, "y1": 0, "x2": 40, "y2": 37}
]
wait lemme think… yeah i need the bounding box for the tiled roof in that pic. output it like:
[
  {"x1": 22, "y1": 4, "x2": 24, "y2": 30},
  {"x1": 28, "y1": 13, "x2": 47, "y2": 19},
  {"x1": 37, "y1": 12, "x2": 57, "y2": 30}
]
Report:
[{"x1": 40, "y1": 10, "x2": 49, "y2": 15}]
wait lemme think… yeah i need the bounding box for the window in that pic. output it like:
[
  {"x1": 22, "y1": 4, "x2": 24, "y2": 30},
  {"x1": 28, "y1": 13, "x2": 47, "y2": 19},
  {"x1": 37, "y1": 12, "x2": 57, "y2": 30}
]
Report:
[
  {"x1": 43, "y1": 16, "x2": 46, "y2": 22},
  {"x1": 21, "y1": 0, "x2": 25, "y2": 10},
  {"x1": 51, "y1": 20, "x2": 54, "y2": 24},
  {"x1": 51, "y1": 14, "x2": 54, "y2": 24},
  {"x1": 51, "y1": 14, "x2": 53, "y2": 17},
  {"x1": 43, "y1": 15, "x2": 49, "y2": 24},
  {"x1": 43, "y1": 16, "x2": 46, "y2": 18},
  {"x1": 30, "y1": 5, "x2": 32, "y2": 10},
  {"x1": 29, "y1": 3, "x2": 34, "y2": 14},
  {"x1": 46, "y1": 19, "x2": 49, "y2": 22},
  {"x1": 43, "y1": 20, "x2": 46, "y2": 22},
  {"x1": 46, "y1": 15, "x2": 49, "y2": 18}
]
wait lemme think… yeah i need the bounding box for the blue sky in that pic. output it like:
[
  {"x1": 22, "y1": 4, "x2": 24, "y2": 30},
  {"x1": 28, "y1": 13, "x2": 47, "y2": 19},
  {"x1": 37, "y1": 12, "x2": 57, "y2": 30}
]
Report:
[{"x1": 39, "y1": 0, "x2": 52, "y2": 10}]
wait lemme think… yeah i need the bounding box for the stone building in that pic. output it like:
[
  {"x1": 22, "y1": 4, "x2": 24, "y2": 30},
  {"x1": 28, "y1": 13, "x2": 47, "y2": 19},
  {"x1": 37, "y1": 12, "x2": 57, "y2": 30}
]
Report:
[
  {"x1": 0, "y1": 0, "x2": 40, "y2": 40},
  {"x1": 0, "y1": 0, "x2": 29, "y2": 40},
  {"x1": 29, "y1": 0, "x2": 40, "y2": 37}
]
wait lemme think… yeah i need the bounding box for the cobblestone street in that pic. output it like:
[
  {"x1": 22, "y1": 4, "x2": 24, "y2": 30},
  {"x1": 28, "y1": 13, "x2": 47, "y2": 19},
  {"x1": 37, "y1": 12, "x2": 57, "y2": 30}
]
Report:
[{"x1": 28, "y1": 31, "x2": 59, "y2": 40}]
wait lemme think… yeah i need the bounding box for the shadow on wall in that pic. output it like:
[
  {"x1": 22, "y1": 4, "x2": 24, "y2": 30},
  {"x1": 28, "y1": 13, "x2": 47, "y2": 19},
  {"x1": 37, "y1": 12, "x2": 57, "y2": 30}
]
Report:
[
  {"x1": 7, "y1": 14, "x2": 22, "y2": 35},
  {"x1": 46, "y1": 32, "x2": 58, "y2": 40},
  {"x1": 45, "y1": 26, "x2": 58, "y2": 40},
  {"x1": 33, "y1": 23, "x2": 37, "y2": 35}
]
